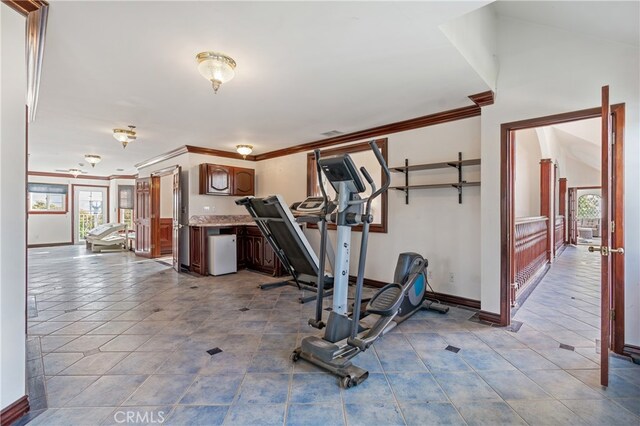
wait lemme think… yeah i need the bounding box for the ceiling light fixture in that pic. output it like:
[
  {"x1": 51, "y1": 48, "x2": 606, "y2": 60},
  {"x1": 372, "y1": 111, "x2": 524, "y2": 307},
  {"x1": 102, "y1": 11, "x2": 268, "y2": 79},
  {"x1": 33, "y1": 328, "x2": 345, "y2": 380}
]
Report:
[
  {"x1": 236, "y1": 144, "x2": 253, "y2": 159},
  {"x1": 84, "y1": 154, "x2": 101, "y2": 167},
  {"x1": 196, "y1": 52, "x2": 237, "y2": 94},
  {"x1": 113, "y1": 125, "x2": 137, "y2": 148},
  {"x1": 68, "y1": 168, "x2": 82, "y2": 178}
]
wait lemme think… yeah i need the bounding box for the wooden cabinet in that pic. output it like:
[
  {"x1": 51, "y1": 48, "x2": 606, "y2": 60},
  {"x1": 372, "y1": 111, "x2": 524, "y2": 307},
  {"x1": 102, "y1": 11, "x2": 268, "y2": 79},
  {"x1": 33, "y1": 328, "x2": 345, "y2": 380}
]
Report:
[
  {"x1": 189, "y1": 225, "x2": 284, "y2": 277},
  {"x1": 189, "y1": 226, "x2": 207, "y2": 275},
  {"x1": 199, "y1": 163, "x2": 255, "y2": 196}
]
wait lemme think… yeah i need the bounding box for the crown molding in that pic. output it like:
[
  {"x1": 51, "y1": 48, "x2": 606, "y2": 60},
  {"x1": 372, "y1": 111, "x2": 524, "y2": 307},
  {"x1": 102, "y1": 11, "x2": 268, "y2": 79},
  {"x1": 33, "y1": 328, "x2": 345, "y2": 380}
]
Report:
[
  {"x1": 1, "y1": 0, "x2": 47, "y2": 16},
  {"x1": 28, "y1": 171, "x2": 137, "y2": 181},
  {"x1": 468, "y1": 90, "x2": 495, "y2": 107},
  {"x1": 134, "y1": 90, "x2": 492, "y2": 167}
]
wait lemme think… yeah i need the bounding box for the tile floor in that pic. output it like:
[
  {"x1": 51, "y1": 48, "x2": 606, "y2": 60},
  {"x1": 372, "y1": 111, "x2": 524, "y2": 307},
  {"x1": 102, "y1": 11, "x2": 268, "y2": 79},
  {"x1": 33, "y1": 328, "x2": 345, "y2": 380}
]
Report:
[{"x1": 19, "y1": 244, "x2": 640, "y2": 425}]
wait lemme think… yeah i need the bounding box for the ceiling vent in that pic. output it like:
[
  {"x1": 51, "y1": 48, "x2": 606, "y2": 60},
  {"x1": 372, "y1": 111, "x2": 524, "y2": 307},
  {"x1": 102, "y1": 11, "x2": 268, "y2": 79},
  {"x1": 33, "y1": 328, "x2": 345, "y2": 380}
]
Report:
[{"x1": 321, "y1": 130, "x2": 343, "y2": 137}]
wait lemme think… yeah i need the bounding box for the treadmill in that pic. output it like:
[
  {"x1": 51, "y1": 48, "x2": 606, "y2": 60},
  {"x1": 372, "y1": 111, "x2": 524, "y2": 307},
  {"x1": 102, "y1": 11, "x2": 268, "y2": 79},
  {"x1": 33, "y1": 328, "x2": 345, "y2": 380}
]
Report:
[{"x1": 235, "y1": 195, "x2": 334, "y2": 303}]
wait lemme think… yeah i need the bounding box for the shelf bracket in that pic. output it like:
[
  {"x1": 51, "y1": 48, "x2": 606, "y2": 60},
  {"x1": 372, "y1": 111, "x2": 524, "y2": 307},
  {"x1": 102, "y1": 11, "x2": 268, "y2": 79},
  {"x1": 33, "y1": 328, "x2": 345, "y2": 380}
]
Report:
[
  {"x1": 403, "y1": 158, "x2": 409, "y2": 204},
  {"x1": 446, "y1": 152, "x2": 463, "y2": 204}
]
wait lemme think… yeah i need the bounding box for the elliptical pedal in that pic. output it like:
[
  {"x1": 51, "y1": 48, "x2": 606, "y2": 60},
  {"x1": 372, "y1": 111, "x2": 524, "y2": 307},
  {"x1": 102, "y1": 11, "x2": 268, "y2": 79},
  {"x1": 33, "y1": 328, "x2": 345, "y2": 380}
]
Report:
[{"x1": 366, "y1": 283, "x2": 404, "y2": 316}]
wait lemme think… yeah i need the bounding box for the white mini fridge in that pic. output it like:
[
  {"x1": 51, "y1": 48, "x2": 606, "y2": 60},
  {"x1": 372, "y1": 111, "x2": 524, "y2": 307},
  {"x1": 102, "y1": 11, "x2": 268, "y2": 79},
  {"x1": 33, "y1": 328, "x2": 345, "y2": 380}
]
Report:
[{"x1": 208, "y1": 235, "x2": 237, "y2": 276}]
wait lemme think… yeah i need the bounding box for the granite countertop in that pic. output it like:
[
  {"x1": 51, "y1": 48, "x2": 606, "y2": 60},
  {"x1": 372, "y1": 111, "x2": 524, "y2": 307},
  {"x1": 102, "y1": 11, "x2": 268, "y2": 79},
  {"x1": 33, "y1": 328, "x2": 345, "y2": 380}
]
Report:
[{"x1": 188, "y1": 215, "x2": 256, "y2": 227}]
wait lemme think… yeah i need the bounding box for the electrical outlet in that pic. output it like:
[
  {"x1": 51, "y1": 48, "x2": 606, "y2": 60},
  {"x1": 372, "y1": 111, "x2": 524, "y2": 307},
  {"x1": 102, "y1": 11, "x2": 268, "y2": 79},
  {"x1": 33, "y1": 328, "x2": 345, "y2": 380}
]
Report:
[
  {"x1": 449, "y1": 272, "x2": 455, "y2": 283},
  {"x1": 203, "y1": 206, "x2": 210, "y2": 212}
]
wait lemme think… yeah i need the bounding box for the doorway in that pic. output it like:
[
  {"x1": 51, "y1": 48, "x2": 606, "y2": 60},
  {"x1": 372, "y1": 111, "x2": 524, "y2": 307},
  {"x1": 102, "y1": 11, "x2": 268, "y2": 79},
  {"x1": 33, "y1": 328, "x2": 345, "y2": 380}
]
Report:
[
  {"x1": 72, "y1": 185, "x2": 108, "y2": 243},
  {"x1": 500, "y1": 102, "x2": 626, "y2": 362}
]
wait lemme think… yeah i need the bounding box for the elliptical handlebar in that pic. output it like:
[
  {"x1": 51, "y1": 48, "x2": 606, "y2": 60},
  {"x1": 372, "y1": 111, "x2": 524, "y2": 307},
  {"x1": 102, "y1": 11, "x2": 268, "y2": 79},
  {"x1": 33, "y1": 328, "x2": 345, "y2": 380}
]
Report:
[
  {"x1": 364, "y1": 141, "x2": 391, "y2": 216},
  {"x1": 314, "y1": 149, "x2": 330, "y2": 216}
]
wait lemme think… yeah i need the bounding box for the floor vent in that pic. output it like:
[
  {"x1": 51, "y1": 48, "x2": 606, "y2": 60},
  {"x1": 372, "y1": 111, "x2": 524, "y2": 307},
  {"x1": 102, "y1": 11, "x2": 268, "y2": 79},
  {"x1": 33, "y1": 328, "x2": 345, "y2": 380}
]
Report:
[
  {"x1": 239, "y1": 308, "x2": 250, "y2": 312},
  {"x1": 559, "y1": 343, "x2": 575, "y2": 351}
]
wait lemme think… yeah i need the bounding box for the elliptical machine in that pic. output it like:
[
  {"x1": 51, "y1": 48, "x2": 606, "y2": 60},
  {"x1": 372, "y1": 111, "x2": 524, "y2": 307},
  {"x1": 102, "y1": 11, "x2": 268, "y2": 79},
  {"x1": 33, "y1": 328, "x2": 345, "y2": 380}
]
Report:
[{"x1": 292, "y1": 141, "x2": 448, "y2": 388}]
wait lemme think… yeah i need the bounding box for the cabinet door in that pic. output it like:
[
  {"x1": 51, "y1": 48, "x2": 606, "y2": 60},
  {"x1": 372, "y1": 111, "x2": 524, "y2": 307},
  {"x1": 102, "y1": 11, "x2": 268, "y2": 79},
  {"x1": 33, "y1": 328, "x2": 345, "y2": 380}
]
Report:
[
  {"x1": 236, "y1": 228, "x2": 247, "y2": 269},
  {"x1": 252, "y1": 236, "x2": 263, "y2": 267},
  {"x1": 233, "y1": 167, "x2": 255, "y2": 196},
  {"x1": 263, "y1": 241, "x2": 276, "y2": 270},
  {"x1": 200, "y1": 164, "x2": 233, "y2": 195}
]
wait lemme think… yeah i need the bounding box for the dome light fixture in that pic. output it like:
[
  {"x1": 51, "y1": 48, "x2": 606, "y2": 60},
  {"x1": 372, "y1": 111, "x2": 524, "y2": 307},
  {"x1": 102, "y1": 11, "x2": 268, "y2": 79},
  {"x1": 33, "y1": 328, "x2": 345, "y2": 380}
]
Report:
[
  {"x1": 68, "y1": 168, "x2": 82, "y2": 178},
  {"x1": 113, "y1": 125, "x2": 137, "y2": 148},
  {"x1": 236, "y1": 144, "x2": 253, "y2": 159},
  {"x1": 84, "y1": 154, "x2": 101, "y2": 168},
  {"x1": 196, "y1": 51, "x2": 237, "y2": 94}
]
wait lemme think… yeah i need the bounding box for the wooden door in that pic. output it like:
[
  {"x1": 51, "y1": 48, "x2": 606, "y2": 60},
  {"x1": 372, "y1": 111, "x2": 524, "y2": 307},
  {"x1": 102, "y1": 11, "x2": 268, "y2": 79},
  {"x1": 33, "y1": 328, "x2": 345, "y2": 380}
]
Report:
[
  {"x1": 595, "y1": 85, "x2": 626, "y2": 387},
  {"x1": 233, "y1": 167, "x2": 255, "y2": 196},
  {"x1": 134, "y1": 178, "x2": 151, "y2": 256},
  {"x1": 568, "y1": 188, "x2": 577, "y2": 244},
  {"x1": 172, "y1": 166, "x2": 182, "y2": 272}
]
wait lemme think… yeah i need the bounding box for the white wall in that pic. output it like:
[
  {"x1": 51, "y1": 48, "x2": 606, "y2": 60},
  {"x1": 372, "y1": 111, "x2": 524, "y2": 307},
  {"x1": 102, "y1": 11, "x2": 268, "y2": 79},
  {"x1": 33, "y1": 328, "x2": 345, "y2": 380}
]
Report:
[
  {"x1": 258, "y1": 117, "x2": 482, "y2": 300},
  {"x1": 514, "y1": 129, "x2": 542, "y2": 218},
  {"x1": 27, "y1": 175, "x2": 119, "y2": 245},
  {"x1": 480, "y1": 14, "x2": 640, "y2": 346},
  {"x1": 0, "y1": 3, "x2": 27, "y2": 409},
  {"x1": 160, "y1": 174, "x2": 173, "y2": 218}
]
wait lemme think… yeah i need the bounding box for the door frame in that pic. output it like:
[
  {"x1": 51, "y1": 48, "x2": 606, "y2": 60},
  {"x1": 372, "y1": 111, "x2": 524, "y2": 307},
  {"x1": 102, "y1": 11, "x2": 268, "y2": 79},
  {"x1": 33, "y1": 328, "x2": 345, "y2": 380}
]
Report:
[
  {"x1": 70, "y1": 184, "x2": 110, "y2": 244},
  {"x1": 151, "y1": 166, "x2": 180, "y2": 262},
  {"x1": 498, "y1": 104, "x2": 625, "y2": 355}
]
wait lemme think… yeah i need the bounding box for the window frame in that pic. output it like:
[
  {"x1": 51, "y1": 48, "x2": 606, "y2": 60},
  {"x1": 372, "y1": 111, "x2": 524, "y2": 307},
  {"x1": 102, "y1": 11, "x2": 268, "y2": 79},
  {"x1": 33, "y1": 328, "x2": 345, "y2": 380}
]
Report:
[
  {"x1": 306, "y1": 138, "x2": 388, "y2": 233},
  {"x1": 28, "y1": 184, "x2": 69, "y2": 214}
]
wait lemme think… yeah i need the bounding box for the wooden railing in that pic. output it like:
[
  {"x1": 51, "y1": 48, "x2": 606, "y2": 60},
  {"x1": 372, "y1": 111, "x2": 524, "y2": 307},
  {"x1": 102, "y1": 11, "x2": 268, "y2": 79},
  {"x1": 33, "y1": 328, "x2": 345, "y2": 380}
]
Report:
[
  {"x1": 555, "y1": 216, "x2": 565, "y2": 253},
  {"x1": 513, "y1": 216, "x2": 548, "y2": 305}
]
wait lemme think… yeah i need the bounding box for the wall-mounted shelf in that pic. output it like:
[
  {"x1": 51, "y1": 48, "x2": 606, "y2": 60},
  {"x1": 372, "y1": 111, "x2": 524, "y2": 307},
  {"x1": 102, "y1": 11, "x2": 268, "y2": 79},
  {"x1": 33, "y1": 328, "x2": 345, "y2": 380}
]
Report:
[{"x1": 391, "y1": 152, "x2": 481, "y2": 204}]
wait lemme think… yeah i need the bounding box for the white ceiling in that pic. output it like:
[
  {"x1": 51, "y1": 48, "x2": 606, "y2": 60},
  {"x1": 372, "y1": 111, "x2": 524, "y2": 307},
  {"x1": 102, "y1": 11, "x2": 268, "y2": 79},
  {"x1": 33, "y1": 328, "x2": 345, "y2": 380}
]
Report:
[
  {"x1": 28, "y1": 1, "x2": 492, "y2": 175},
  {"x1": 549, "y1": 118, "x2": 601, "y2": 171}
]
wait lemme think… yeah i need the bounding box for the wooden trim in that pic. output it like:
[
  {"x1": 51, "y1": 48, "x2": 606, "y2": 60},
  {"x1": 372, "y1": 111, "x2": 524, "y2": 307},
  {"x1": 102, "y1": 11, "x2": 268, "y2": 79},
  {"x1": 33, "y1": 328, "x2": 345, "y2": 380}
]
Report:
[
  {"x1": 27, "y1": 210, "x2": 67, "y2": 215},
  {"x1": 255, "y1": 104, "x2": 480, "y2": 161},
  {"x1": 306, "y1": 139, "x2": 388, "y2": 233},
  {"x1": 478, "y1": 310, "x2": 502, "y2": 324},
  {"x1": 539, "y1": 159, "x2": 553, "y2": 262},
  {"x1": 134, "y1": 146, "x2": 189, "y2": 170},
  {"x1": 501, "y1": 104, "x2": 626, "y2": 345},
  {"x1": 623, "y1": 344, "x2": 640, "y2": 360},
  {"x1": 150, "y1": 176, "x2": 161, "y2": 258},
  {"x1": 571, "y1": 186, "x2": 602, "y2": 191},
  {"x1": 27, "y1": 242, "x2": 72, "y2": 248},
  {"x1": 468, "y1": 91, "x2": 495, "y2": 107},
  {"x1": 559, "y1": 178, "x2": 567, "y2": 243},
  {"x1": 429, "y1": 292, "x2": 481, "y2": 310},
  {"x1": 611, "y1": 104, "x2": 625, "y2": 355},
  {"x1": 2, "y1": 0, "x2": 46, "y2": 16},
  {"x1": 28, "y1": 171, "x2": 136, "y2": 181},
  {"x1": 186, "y1": 145, "x2": 257, "y2": 162},
  {"x1": 1, "y1": 395, "x2": 29, "y2": 426},
  {"x1": 150, "y1": 165, "x2": 179, "y2": 178},
  {"x1": 350, "y1": 275, "x2": 480, "y2": 309},
  {"x1": 28, "y1": 171, "x2": 109, "y2": 181},
  {"x1": 70, "y1": 184, "x2": 110, "y2": 244}
]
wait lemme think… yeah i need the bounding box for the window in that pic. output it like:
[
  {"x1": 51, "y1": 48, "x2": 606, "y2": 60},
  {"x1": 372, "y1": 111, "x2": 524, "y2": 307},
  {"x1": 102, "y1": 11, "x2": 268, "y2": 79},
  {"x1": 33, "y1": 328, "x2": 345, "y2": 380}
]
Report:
[
  {"x1": 28, "y1": 183, "x2": 68, "y2": 213},
  {"x1": 577, "y1": 194, "x2": 601, "y2": 218},
  {"x1": 118, "y1": 185, "x2": 134, "y2": 230},
  {"x1": 306, "y1": 139, "x2": 388, "y2": 233}
]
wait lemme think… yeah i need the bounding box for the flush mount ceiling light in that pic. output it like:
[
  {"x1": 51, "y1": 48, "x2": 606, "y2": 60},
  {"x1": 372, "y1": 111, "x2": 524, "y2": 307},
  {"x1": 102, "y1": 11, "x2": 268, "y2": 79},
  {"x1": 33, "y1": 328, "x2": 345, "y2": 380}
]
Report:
[
  {"x1": 236, "y1": 144, "x2": 253, "y2": 159},
  {"x1": 84, "y1": 154, "x2": 101, "y2": 168},
  {"x1": 112, "y1": 125, "x2": 137, "y2": 148},
  {"x1": 196, "y1": 52, "x2": 237, "y2": 94}
]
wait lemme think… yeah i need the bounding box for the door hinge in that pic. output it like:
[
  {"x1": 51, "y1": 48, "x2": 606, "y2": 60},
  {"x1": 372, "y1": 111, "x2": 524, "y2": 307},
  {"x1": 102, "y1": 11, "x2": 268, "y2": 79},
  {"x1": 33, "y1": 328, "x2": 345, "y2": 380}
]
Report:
[
  {"x1": 612, "y1": 130, "x2": 616, "y2": 144},
  {"x1": 611, "y1": 221, "x2": 615, "y2": 233},
  {"x1": 610, "y1": 309, "x2": 616, "y2": 321}
]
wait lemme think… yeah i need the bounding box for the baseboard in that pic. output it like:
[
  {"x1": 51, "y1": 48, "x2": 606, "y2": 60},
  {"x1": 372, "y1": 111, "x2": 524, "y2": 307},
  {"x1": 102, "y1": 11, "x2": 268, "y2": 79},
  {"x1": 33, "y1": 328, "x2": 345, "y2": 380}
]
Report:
[
  {"x1": 478, "y1": 310, "x2": 503, "y2": 325},
  {"x1": 623, "y1": 344, "x2": 640, "y2": 363},
  {"x1": 27, "y1": 242, "x2": 73, "y2": 248},
  {"x1": 555, "y1": 243, "x2": 567, "y2": 256},
  {"x1": 1, "y1": 395, "x2": 29, "y2": 426},
  {"x1": 429, "y1": 292, "x2": 480, "y2": 310},
  {"x1": 512, "y1": 264, "x2": 551, "y2": 315},
  {"x1": 350, "y1": 275, "x2": 480, "y2": 310}
]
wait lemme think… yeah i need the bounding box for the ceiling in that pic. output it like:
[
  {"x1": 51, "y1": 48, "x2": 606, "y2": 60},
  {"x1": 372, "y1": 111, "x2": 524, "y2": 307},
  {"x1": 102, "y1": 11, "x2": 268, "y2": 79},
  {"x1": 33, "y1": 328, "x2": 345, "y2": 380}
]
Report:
[
  {"x1": 548, "y1": 118, "x2": 601, "y2": 171},
  {"x1": 28, "y1": 1, "x2": 491, "y2": 175}
]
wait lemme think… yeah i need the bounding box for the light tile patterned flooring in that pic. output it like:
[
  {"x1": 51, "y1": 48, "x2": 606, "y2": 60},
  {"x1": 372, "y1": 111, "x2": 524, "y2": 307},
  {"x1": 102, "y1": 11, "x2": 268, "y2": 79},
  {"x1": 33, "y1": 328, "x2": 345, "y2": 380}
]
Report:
[{"x1": 19, "y1": 245, "x2": 640, "y2": 425}]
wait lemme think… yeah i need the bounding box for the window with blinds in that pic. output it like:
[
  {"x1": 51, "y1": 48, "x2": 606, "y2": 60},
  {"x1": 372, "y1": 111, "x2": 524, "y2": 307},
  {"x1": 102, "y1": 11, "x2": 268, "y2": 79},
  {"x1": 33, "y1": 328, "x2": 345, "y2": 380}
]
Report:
[
  {"x1": 118, "y1": 185, "x2": 134, "y2": 209},
  {"x1": 28, "y1": 183, "x2": 68, "y2": 213}
]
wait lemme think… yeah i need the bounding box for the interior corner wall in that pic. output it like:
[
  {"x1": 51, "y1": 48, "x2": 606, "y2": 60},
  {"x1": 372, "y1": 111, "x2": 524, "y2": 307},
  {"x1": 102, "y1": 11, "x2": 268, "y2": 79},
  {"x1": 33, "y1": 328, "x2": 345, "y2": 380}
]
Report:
[
  {"x1": 480, "y1": 14, "x2": 640, "y2": 347},
  {"x1": 0, "y1": 3, "x2": 27, "y2": 409},
  {"x1": 258, "y1": 117, "x2": 482, "y2": 301}
]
